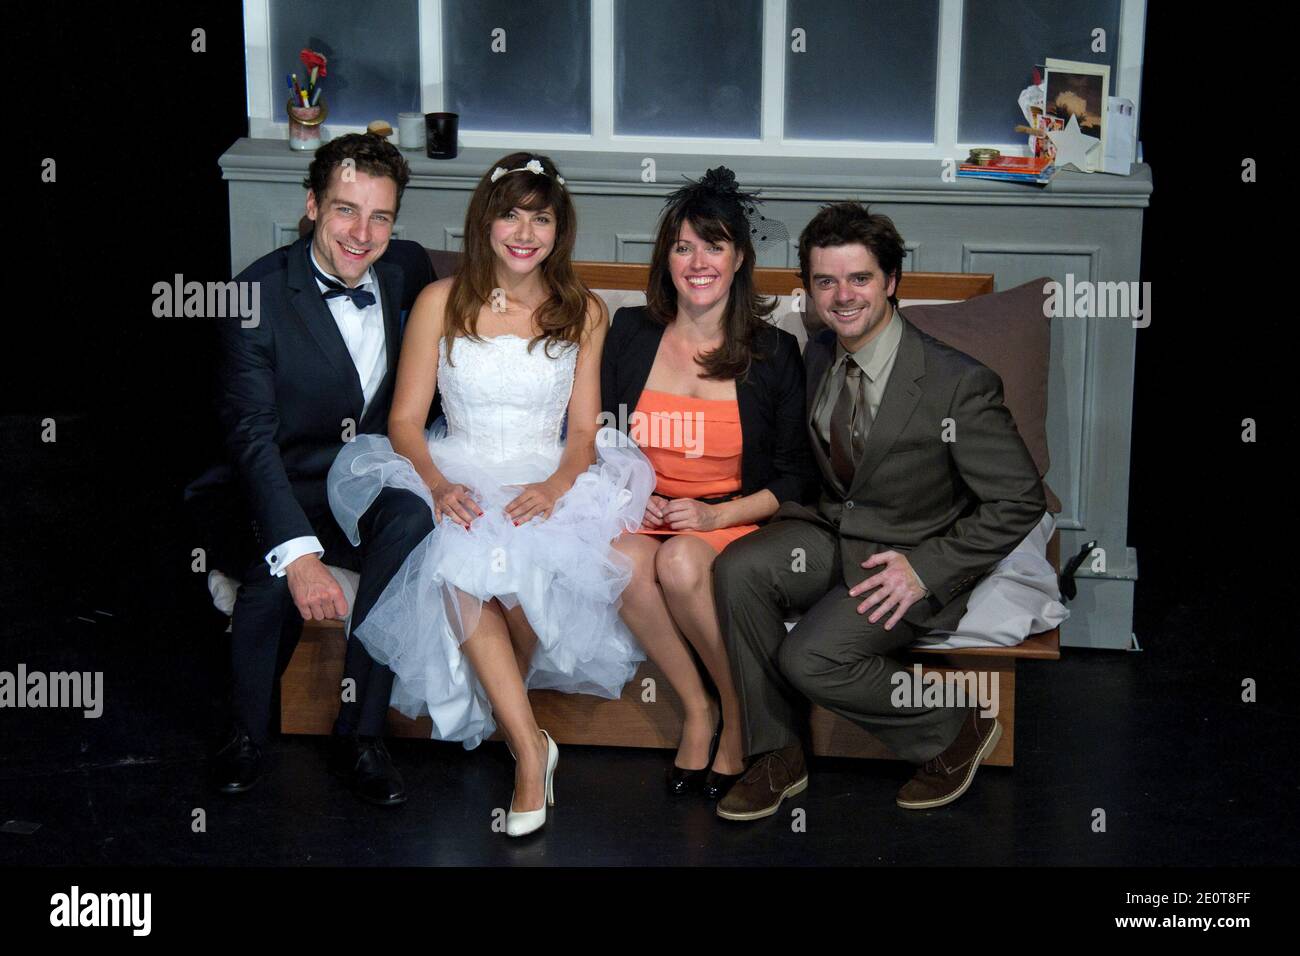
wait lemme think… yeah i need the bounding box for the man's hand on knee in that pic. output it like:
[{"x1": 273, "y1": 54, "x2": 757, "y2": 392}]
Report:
[
  {"x1": 849, "y1": 550, "x2": 928, "y2": 631},
  {"x1": 285, "y1": 554, "x2": 349, "y2": 621}
]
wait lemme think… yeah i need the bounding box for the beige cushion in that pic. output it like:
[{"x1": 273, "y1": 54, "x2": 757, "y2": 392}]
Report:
[{"x1": 595, "y1": 289, "x2": 647, "y2": 318}]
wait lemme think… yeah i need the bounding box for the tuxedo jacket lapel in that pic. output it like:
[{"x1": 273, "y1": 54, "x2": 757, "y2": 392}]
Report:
[
  {"x1": 287, "y1": 237, "x2": 366, "y2": 413},
  {"x1": 374, "y1": 259, "x2": 403, "y2": 381},
  {"x1": 361, "y1": 259, "x2": 405, "y2": 432}
]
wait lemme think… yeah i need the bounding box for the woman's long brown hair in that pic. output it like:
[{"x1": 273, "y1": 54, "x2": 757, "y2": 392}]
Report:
[
  {"x1": 443, "y1": 152, "x2": 598, "y2": 365},
  {"x1": 645, "y1": 172, "x2": 776, "y2": 381}
]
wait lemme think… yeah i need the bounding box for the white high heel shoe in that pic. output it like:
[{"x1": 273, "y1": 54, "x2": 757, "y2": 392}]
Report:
[{"x1": 506, "y1": 729, "x2": 558, "y2": 837}]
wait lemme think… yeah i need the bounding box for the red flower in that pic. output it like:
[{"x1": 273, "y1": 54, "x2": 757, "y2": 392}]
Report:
[{"x1": 300, "y1": 48, "x2": 328, "y2": 79}]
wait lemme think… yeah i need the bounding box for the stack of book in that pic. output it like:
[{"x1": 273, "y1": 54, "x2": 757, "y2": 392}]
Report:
[{"x1": 957, "y1": 154, "x2": 1055, "y2": 185}]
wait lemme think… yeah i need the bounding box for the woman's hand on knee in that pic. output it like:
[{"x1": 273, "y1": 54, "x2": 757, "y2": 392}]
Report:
[
  {"x1": 504, "y1": 479, "x2": 562, "y2": 524},
  {"x1": 430, "y1": 480, "x2": 483, "y2": 528}
]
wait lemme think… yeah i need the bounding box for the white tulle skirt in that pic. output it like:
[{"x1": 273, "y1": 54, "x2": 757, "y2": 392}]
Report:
[{"x1": 327, "y1": 421, "x2": 654, "y2": 749}]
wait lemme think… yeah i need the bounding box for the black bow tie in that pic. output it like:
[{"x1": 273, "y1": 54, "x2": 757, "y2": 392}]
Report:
[{"x1": 310, "y1": 257, "x2": 376, "y2": 309}]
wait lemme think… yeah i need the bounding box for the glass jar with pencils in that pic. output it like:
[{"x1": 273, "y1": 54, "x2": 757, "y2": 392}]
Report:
[{"x1": 287, "y1": 97, "x2": 328, "y2": 151}]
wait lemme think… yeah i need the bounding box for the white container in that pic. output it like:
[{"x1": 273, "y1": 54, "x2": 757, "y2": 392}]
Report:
[{"x1": 397, "y1": 112, "x2": 425, "y2": 150}]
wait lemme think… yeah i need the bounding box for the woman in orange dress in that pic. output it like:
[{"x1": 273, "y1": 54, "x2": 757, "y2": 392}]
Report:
[{"x1": 601, "y1": 167, "x2": 819, "y2": 798}]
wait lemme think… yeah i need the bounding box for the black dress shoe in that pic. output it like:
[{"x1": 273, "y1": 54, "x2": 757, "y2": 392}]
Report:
[
  {"x1": 330, "y1": 734, "x2": 407, "y2": 806},
  {"x1": 213, "y1": 728, "x2": 262, "y2": 794}
]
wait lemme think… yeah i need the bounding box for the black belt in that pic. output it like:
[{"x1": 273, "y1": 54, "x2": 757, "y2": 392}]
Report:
[{"x1": 692, "y1": 491, "x2": 742, "y2": 506}]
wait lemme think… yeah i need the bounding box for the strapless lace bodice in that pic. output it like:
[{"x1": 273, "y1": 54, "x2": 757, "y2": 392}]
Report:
[{"x1": 438, "y1": 334, "x2": 577, "y2": 462}]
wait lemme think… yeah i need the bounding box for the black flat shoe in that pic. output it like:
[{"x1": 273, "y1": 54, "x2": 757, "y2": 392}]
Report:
[
  {"x1": 213, "y1": 727, "x2": 262, "y2": 794},
  {"x1": 330, "y1": 734, "x2": 407, "y2": 806}
]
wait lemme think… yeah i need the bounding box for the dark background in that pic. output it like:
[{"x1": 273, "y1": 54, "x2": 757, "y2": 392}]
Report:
[
  {"x1": 2, "y1": 2, "x2": 1289, "y2": 878},
  {"x1": 9, "y1": 3, "x2": 1278, "y2": 638}
]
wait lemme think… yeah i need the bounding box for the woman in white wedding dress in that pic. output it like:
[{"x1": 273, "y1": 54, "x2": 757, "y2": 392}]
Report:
[{"x1": 327, "y1": 153, "x2": 654, "y2": 836}]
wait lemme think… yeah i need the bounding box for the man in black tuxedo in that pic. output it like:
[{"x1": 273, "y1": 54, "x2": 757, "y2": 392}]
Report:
[
  {"x1": 198, "y1": 133, "x2": 437, "y2": 803},
  {"x1": 713, "y1": 203, "x2": 1046, "y2": 819}
]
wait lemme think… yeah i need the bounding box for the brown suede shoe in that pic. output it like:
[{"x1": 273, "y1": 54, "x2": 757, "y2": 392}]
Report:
[
  {"x1": 716, "y1": 743, "x2": 808, "y2": 821},
  {"x1": 896, "y1": 709, "x2": 1001, "y2": 810}
]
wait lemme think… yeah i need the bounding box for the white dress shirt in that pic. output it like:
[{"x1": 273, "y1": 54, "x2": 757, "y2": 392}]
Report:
[{"x1": 265, "y1": 248, "x2": 388, "y2": 577}]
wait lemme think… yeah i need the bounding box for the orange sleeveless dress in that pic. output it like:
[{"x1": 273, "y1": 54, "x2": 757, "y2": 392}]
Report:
[{"x1": 632, "y1": 388, "x2": 760, "y2": 554}]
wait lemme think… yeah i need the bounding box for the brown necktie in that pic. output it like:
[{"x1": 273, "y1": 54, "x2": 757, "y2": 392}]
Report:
[{"x1": 828, "y1": 356, "x2": 870, "y2": 489}]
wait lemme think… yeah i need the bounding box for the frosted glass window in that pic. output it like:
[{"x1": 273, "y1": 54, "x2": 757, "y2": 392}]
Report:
[
  {"x1": 784, "y1": 0, "x2": 939, "y2": 142},
  {"x1": 270, "y1": 0, "x2": 421, "y2": 127},
  {"x1": 959, "y1": 0, "x2": 1121, "y2": 144},
  {"x1": 443, "y1": 0, "x2": 592, "y2": 134},
  {"x1": 615, "y1": 0, "x2": 763, "y2": 139}
]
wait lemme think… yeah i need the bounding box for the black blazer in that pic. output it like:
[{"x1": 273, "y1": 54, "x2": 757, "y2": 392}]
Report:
[
  {"x1": 601, "y1": 305, "x2": 819, "y2": 508},
  {"x1": 186, "y1": 234, "x2": 434, "y2": 562}
]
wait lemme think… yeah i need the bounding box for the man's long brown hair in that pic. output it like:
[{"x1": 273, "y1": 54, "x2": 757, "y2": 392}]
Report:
[{"x1": 443, "y1": 152, "x2": 597, "y2": 365}]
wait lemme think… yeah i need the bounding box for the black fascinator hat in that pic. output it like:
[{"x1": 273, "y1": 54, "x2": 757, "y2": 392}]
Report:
[{"x1": 662, "y1": 165, "x2": 789, "y2": 252}]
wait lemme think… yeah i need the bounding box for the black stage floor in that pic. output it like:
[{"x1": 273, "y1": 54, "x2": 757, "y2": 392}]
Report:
[{"x1": 2, "y1": 416, "x2": 1292, "y2": 867}]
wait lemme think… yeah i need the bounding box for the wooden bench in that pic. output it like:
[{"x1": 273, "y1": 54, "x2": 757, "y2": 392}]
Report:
[
  {"x1": 285, "y1": 620, "x2": 1057, "y2": 767},
  {"x1": 275, "y1": 262, "x2": 1061, "y2": 766}
]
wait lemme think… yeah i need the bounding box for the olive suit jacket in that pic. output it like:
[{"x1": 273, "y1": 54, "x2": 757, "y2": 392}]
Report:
[{"x1": 772, "y1": 317, "x2": 1046, "y2": 631}]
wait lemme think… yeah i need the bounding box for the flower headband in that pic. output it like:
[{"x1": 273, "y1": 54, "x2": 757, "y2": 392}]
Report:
[{"x1": 490, "y1": 158, "x2": 566, "y2": 187}]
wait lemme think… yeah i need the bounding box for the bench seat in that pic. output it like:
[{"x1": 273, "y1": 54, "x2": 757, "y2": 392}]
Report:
[{"x1": 280, "y1": 621, "x2": 1057, "y2": 767}]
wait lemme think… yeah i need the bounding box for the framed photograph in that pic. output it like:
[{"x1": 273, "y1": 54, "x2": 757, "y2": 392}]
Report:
[{"x1": 1043, "y1": 58, "x2": 1109, "y2": 170}]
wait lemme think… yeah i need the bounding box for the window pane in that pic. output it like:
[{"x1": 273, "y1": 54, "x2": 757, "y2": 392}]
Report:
[
  {"x1": 785, "y1": 0, "x2": 939, "y2": 142},
  {"x1": 443, "y1": 0, "x2": 591, "y2": 134},
  {"x1": 270, "y1": 0, "x2": 421, "y2": 127},
  {"x1": 615, "y1": 0, "x2": 763, "y2": 139},
  {"x1": 959, "y1": 0, "x2": 1121, "y2": 144}
]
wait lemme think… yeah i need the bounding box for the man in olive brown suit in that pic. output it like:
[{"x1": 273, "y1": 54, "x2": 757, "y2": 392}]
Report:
[{"x1": 713, "y1": 203, "x2": 1045, "y2": 819}]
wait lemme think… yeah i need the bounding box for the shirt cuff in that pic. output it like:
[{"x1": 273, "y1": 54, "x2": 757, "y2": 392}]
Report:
[
  {"x1": 266, "y1": 536, "x2": 324, "y2": 577},
  {"x1": 912, "y1": 568, "x2": 930, "y2": 596}
]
